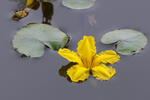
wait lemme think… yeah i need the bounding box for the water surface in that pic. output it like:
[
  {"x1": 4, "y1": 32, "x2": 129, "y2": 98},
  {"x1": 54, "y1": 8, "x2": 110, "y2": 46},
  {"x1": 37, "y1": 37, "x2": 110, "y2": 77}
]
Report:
[{"x1": 0, "y1": 0, "x2": 150, "y2": 100}]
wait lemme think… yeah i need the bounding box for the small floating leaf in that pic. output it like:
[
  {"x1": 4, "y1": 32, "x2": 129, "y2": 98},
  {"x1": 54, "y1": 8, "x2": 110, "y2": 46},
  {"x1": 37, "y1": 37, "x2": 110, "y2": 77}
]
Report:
[
  {"x1": 101, "y1": 29, "x2": 148, "y2": 55},
  {"x1": 12, "y1": 10, "x2": 28, "y2": 21},
  {"x1": 13, "y1": 24, "x2": 69, "y2": 57},
  {"x1": 62, "y1": 0, "x2": 95, "y2": 9}
]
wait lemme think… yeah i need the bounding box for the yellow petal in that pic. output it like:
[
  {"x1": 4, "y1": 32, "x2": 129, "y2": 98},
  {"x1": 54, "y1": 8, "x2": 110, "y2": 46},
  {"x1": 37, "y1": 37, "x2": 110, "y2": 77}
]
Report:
[
  {"x1": 77, "y1": 36, "x2": 96, "y2": 67},
  {"x1": 98, "y1": 50, "x2": 120, "y2": 64},
  {"x1": 67, "y1": 64, "x2": 90, "y2": 82},
  {"x1": 92, "y1": 64, "x2": 116, "y2": 80},
  {"x1": 92, "y1": 54, "x2": 102, "y2": 67},
  {"x1": 58, "y1": 48, "x2": 82, "y2": 64}
]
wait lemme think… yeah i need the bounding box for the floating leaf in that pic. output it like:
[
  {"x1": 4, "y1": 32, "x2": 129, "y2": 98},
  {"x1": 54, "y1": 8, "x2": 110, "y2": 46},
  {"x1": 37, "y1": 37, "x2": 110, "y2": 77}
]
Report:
[
  {"x1": 12, "y1": 9, "x2": 30, "y2": 21},
  {"x1": 62, "y1": 0, "x2": 95, "y2": 9},
  {"x1": 13, "y1": 24, "x2": 69, "y2": 57},
  {"x1": 101, "y1": 29, "x2": 148, "y2": 55}
]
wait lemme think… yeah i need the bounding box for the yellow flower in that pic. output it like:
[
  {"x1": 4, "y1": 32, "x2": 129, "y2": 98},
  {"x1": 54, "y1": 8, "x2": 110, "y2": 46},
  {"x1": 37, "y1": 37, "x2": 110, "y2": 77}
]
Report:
[{"x1": 58, "y1": 36, "x2": 120, "y2": 82}]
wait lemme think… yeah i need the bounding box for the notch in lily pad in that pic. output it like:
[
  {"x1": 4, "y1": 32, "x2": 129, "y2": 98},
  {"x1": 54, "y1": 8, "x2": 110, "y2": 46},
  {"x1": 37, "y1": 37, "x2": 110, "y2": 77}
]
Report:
[
  {"x1": 62, "y1": 0, "x2": 96, "y2": 9},
  {"x1": 13, "y1": 24, "x2": 69, "y2": 57},
  {"x1": 101, "y1": 29, "x2": 148, "y2": 55}
]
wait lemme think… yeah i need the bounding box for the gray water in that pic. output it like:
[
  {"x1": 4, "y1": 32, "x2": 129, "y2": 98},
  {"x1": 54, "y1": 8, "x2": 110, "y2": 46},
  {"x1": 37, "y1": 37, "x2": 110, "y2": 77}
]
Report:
[{"x1": 0, "y1": 0, "x2": 150, "y2": 100}]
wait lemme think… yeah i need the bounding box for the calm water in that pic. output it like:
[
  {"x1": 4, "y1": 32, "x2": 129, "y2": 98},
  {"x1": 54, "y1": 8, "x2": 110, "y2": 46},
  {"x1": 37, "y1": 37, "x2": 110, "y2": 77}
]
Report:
[{"x1": 0, "y1": 0, "x2": 150, "y2": 100}]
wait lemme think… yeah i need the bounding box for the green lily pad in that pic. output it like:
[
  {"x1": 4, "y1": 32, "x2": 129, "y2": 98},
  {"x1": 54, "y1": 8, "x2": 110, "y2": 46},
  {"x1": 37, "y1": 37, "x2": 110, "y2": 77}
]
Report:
[
  {"x1": 13, "y1": 24, "x2": 69, "y2": 57},
  {"x1": 62, "y1": 0, "x2": 95, "y2": 9},
  {"x1": 101, "y1": 29, "x2": 148, "y2": 55}
]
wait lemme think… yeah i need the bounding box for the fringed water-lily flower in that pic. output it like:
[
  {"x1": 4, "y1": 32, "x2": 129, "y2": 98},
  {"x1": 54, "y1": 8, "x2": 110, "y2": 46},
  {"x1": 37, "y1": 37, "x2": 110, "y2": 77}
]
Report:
[{"x1": 58, "y1": 36, "x2": 120, "y2": 82}]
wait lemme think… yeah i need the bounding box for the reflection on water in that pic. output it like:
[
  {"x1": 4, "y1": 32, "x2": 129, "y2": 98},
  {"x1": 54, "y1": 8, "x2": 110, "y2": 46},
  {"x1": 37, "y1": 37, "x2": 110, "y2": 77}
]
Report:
[
  {"x1": 89, "y1": 78, "x2": 98, "y2": 87},
  {"x1": 59, "y1": 63, "x2": 89, "y2": 83},
  {"x1": 27, "y1": 0, "x2": 40, "y2": 10},
  {"x1": 10, "y1": 0, "x2": 54, "y2": 24},
  {"x1": 59, "y1": 63, "x2": 75, "y2": 83},
  {"x1": 10, "y1": 0, "x2": 26, "y2": 10},
  {"x1": 10, "y1": 0, "x2": 40, "y2": 10},
  {"x1": 42, "y1": 1, "x2": 53, "y2": 25}
]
